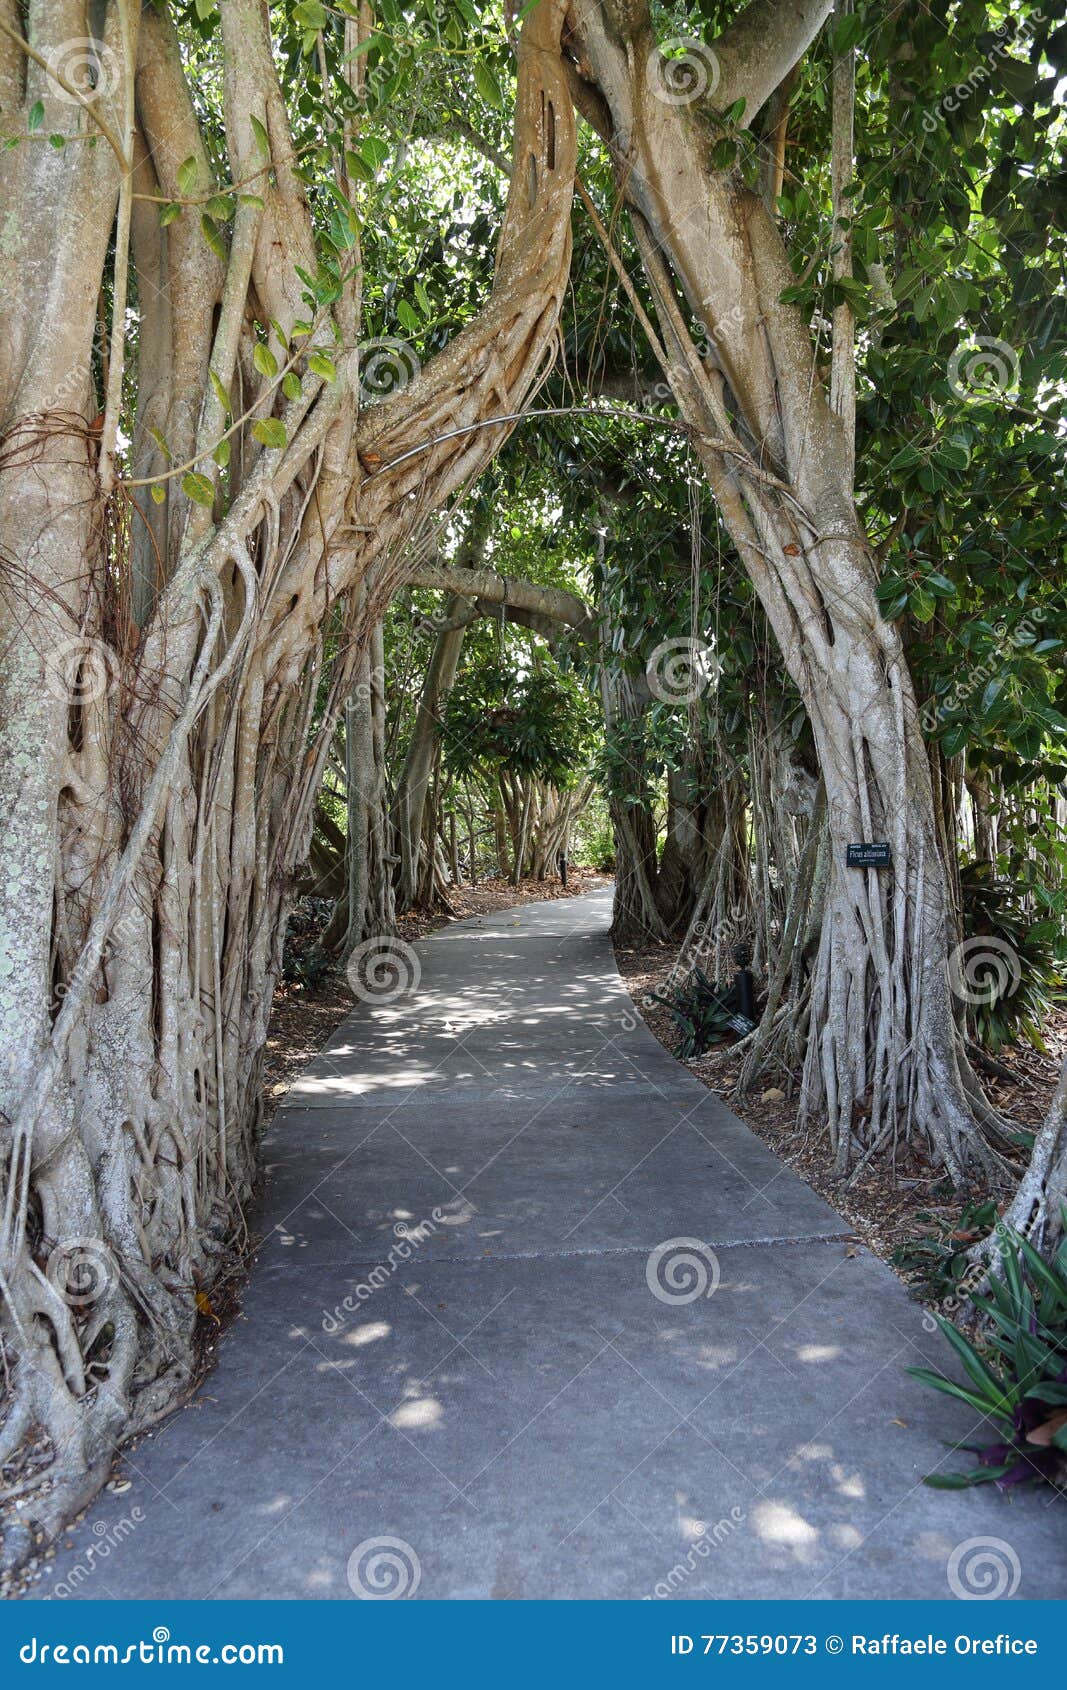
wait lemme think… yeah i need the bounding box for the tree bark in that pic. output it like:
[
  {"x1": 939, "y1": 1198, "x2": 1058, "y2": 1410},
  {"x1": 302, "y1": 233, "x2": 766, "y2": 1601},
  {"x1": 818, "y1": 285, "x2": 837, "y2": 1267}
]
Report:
[
  {"x1": 566, "y1": 0, "x2": 996, "y2": 1179},
  {"x1": 0, "y1": 0, "x2": 576, "y2": 1560}
]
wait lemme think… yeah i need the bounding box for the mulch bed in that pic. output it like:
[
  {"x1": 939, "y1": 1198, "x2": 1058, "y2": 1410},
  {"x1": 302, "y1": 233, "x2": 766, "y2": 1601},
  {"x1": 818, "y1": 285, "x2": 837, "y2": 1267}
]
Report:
[{"x1": 613, "y1": 933, "x2": 1066, "y2": 1278}]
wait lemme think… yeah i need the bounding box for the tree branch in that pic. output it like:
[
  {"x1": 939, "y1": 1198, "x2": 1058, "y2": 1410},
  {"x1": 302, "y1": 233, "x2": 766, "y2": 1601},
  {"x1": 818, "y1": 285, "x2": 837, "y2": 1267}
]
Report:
[
  {"x1": 713, "y1": 0, "x2": 833, "y2": 124},
  {"x1": 408, "y1": 562, "x2": 590, "y2": 630}
]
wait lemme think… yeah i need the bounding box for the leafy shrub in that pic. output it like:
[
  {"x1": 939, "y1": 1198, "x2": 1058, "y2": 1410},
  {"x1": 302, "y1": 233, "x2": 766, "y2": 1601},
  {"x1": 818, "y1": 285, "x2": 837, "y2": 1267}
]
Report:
[
  {"x1": 439, "y1": 662, "x2": 597, "y2": 788},
  {"x1": 909, "y1": 1219, "x2": 1067, "y2": 1490},
  {"x1": 650, "y1": 967, "x2": 756, "y2": 1062},
  {"x1": 281, "y1": 897, "x2": 335, "y2": 988},
  {"x1": 573, "y1": 804, "x2": 615, "y2": 871},
  {"x1": 891, "y1": 1198, "x2": 1000, "y2": 1304},
  {"x1": 959, "y1": 861, "x2": 1062, "y2": 1052}
]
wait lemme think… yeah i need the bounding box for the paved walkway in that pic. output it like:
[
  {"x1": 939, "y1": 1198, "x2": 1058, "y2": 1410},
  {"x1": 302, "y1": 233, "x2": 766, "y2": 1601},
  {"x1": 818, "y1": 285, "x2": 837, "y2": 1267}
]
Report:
[{"x1": 31, "y1": 892, "x2": 1067, "y2": 1599}]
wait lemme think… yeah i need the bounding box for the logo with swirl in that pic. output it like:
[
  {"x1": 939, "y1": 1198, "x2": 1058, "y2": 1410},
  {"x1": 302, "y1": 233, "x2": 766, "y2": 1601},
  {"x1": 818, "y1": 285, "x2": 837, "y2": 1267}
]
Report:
[
  {"x1": 646, "y1": 637, "x2": 718, "y2": 705},
  {"x1": 646, "y1": 37, "x2": 721, "y2": 106},
  {"x1": 48, "y1": 38, "x2": 121, "y2": 106},
  {"x1": 947, "y1": 336, "x2": 1020, "y2": 404},
  {"x1": 46, "y1": 1237, "x2": 117, "y2": 1309},
  {"x1": 152, "y1": 1627, "x2": 170, "y2": 1644},
  {"x1": 947, "y1": 936, "x2": 1021, "y2": 1008},
  {"x1": 359, "y1": 337, "x2": 421, "y2": 404},
  {"x1": 345, "y1": 936, "x2": 421, "y2": 1005},
  {"x1": 646, "y1": 1237, "x2": 721, "y2": 1305},
  {"x1": 347, "y1": 1536, "x2": 421, "y2": 1599},
  {"x1": 44, "y1": 637, "x2": 119, "y2": 706},
  {"x1": 947, "y1": 1536, "x2": 1021, "y2": 1600}
]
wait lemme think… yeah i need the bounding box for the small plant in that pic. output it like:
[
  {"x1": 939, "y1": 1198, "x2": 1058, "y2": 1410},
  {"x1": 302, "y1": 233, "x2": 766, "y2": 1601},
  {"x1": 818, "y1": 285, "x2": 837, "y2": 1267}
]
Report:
[
  {"x1": 891, "y1": 1197, "x2": 1000, "y2": 1304},
  {"x1": 650, "y1": 967, "x2": 755, "y2": 1061},
  {"x1": 909, "y1": 1217, "x2": 1067, "y2": 1490}
]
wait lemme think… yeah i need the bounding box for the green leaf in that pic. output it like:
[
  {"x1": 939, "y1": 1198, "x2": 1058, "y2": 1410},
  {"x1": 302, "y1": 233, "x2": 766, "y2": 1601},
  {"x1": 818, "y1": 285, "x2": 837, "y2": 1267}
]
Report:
[
  {"x1": 212, "y1": 437, "x2": 230, "y2": 468},
  {"x1": 182, "y1": 471, "x2": 215, "y2": 507},
  {"x1": 253, "y1": 343, "x2": 278, "y2": 380},
  {"x1": 27, "y1": 101, "x2": 43, "y2": 134},
  {"x1": 200, "y1": 214, "x2": 227, "y2": 262},
  {"x1": 281, "y1": 372, "x2": 303, "y2": 401},
  {"x1": 981, "y1": 678, "x2": 1003, "y2": 715},
  {"x1": 293, "y1": 0, "x2": 327, "y2": 27},
  {"x1": 473, "y1": 61, "x2": 504, "y2": 110},
  {"x1": 48, "y1": 134, "x2": 66, "y2": 150},
  {"x1": 306, "y1": 351, "x2": 336, "y2": 383},
  {"x1": 209, "y1": 369, "x2": 231, "y2": 412},
  {"x1": 832, "y1": 12, "x2": 865, "y2": 53},
  {"x1": 177, "y1": 155, "x2": 199, "y2": 195},
  {"x1": 923, "y1": 1466, "x2": 1009, "y2": 1490},
  {"x1": 924, "y1": 572, "x2": 957, "y2": 598},
  {"x1": 252, "y1": 417, "x2": 287, "y2": 449},
  {"x1": 159, "y1": 202, "x2": 183, "y2": 227},
  {"x1": 929, "y1": 1313, "x2": 1015, "y2": 1419},
  {"x1": 359, "y1": 135, "x2": 390, "y2": 170},
  {"x1": 250, "y1": 115, "x2": 270, "y2": 157},
  {"x1": 150, "y1": 484, "x2": 166, "y2": 505},
  {"x1": 906, "y1": 1366, "x2": 1006, "y2": 1422}
]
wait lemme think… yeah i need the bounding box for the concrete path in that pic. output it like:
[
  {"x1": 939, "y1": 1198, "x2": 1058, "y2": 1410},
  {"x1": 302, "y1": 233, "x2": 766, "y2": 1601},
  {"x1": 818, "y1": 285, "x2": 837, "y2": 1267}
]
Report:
[{"x1": 31, "y1": 892, "x2": 1067, "y2": 1600}]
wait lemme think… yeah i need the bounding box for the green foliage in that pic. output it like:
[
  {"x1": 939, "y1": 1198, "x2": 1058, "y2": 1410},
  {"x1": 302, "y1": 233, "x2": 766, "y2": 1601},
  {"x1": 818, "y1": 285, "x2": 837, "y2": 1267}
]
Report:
[
  {"x1": 439, "y1": 661, "x2": 597, "y2": 788},
  {"x1": 891, "y1": 1198, "x2": 1001, "y2": 1304},
  {"x1": 572, "y1": 798, "x2": 615, "y2": 871},
  {"x1": 909, "y1": 1218, "x2": 1067, "y2": 1490},
  {"x1": 958, "y1": 861, "x2": 1063, "y2": 1052},
  {"x1": 650, "y1": 967, "x2": 753, "y2": 1062}
]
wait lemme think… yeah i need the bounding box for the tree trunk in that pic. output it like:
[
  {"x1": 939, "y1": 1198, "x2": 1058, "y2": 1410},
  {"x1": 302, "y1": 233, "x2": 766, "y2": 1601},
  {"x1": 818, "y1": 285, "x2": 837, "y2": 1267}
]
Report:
[
  {"x1": 567, "y1": 0, "x2": 996, "y2": 1179},
  {"x1": 0, "y1": 0, "x2": 576, "y2": 1560}
]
